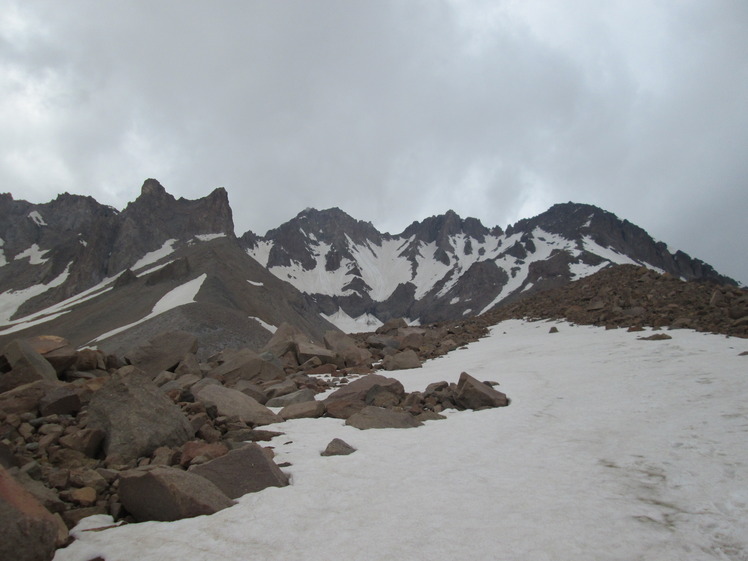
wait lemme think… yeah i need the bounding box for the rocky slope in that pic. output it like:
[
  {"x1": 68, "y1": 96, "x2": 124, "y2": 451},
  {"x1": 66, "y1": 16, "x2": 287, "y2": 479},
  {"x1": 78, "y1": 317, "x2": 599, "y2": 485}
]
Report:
[
  {"x1": 0, "y1": 180, "x2": 336, "y2": 357},
  {"x1": 242, "y1": 203, "x2": 735, "y2": 329}
]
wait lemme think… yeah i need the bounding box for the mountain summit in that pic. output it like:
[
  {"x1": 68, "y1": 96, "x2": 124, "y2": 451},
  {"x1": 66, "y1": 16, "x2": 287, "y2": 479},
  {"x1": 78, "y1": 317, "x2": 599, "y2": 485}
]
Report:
[{"x1": 243, "y1": 202, "x2": 733, "y2": 330}]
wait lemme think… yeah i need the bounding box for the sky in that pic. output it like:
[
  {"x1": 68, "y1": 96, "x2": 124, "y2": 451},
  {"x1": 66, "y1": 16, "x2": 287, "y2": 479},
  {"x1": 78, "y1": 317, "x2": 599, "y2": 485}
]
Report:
[{"x1": 1, "y1": 1, "x2": 747, "y2": 284}]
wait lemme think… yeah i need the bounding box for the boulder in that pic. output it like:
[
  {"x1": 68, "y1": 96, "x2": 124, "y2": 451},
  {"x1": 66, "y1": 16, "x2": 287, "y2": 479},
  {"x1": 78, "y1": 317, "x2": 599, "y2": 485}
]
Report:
[
  {"x1": 455, "y1": 372, "x2": 509, "y2": 410},
  {"x1": 321, "y1": 438, "x2": 356, "y2": 456},
  {"x1": 382, "y1": 349, "x2": 422, "y2": 371},
  {"x1": 194, "y1": 384, "x2": 282, "y2": 427},
  {"x1": 87, "y1": 368, "x2": 194, "y2": 462},
  {"x1": 58, "y1": 428, "x2": 106, "y2": 458},
  {"x1": 118, "y1": 465, "x2": 234, "y2": 522},
  {"x1": 25, "y1": 335, "x2": 78, "y2": 375},
  {"x1": 325, "y1": 374, "x2": 405, "y2": 403},
  {"x1": 189, "y1": 443, "x2": 289, "y2": 499},
  {"x1": 0, "y1": 379, "x2": 65, "y2": 416},
  {"x1": 296, "y1": 341, "x2": 336, "y2": 365},
  {"x1": 0, "y1": 466, "x2": 65, "y2": 561},
  {"x1": 124, "y1": 330, "x2": 199, "y2": 378},
  {"x1": 345, "y1": 406, "x2": 423, "y2": 430},
  {"x1": 266, "y1": 388, "x2": 317, "y2": 408},
  {"x1": 179, "y1": 441, "x2": 230, "y2": 467},
  {"x1": 0, "y1": 339, "x2": 59, "y2": 393},
  {"x1": 324, "y1": 330, "x2": 373, "y2": 367},
  {"x1": 279, "y1": 400, "x2": 326, "y2": 420},
  {"x1": 38, "y1": 384, "x2": 82, "y2": 416},
  {"x1": 261, "y1": 322, "x2": 308, "y2": 360},
  {"x1": 324, "y1": 399, "x2": 366, "y2": 419},
  {"x1": 207, "y1": 348, "x2": 284, "y2": 385},
  {"x1": 376, "y1": 318, "x2": 408, "y2": 335}
]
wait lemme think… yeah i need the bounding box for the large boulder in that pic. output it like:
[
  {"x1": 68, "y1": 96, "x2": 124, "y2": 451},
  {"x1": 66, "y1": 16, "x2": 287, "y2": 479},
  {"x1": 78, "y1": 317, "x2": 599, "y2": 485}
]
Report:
[
  {"x1": 0, "y1": 466, "x2": 65, "y2": 561},
  {"x1": 189, "y1": 444, "x2": 289, "y2": 499},
  {"x1": 0, "y1": 339, "x2": 59, "y2": 393},
  {"x1": 193, "y1": 384, "x2": 282, "y2": 426},
  {"x1": 118, "y1": 465, "x2": 234, "y2": 522},
  {"x1": 124, "y1": 330, "x2": 199, "y2": 378},
  {"x1": 382, "y1": 349, "x2": 422, "y2": 371},
  {"x1": 279, "y1": 400, "x2": 326, "y2": 420},
  {"x1": 25, "y1": 335, "x2": 78, "y2": 375},
  {"x1": 455, "y1": 372, "x2": 509, "y2": 410},
  {"x1": 207, "y1": 348, "x2": 284, "y2": 385},
  {"x1": 324, "y1": 374, "x2": 405, "y2": 403},
  {"x1": 87, "y1": 367, "x2": 194, "y2": 462},
  {"x1": 265, "y1": 388, "x2": 316, "y2": 408},
  {"x1": 323, "y1": 330, "x2": 373, "y2": 367},
  {"x1": 345, "y1": 406, "x2": 423, "y2": 430},
  {"x1": 0, "y1": 379, "x2": 66, "y2": 416}
]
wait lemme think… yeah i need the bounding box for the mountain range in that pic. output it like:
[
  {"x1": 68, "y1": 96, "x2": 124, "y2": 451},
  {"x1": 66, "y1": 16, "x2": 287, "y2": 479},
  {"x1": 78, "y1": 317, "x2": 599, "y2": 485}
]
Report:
[{"x1": 0, "y1": 179, "x2": 735, "y2": 356}]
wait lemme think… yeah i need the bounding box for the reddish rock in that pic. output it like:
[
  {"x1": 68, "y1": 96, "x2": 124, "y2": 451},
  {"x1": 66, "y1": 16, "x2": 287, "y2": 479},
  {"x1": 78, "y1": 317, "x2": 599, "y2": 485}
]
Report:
[{"x1": 455, "y1": 372, "x2": 509, "y2": 410}]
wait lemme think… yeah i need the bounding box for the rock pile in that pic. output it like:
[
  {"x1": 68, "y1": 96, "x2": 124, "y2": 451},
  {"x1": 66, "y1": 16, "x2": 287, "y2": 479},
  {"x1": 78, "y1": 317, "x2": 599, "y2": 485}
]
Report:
[
  {"x1": 485, "y1": 264, "x2": 748, "y2": 338},
  {"x1": 0, "y1": 322, "x2": 510, "y2": 560}
]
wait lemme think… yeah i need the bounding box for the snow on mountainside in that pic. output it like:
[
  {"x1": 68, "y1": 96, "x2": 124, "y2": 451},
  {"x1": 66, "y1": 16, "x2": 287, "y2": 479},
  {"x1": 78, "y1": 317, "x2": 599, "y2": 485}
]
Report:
[{"x1": 243, "y1": 203, "x2": 734, "y2": 329}]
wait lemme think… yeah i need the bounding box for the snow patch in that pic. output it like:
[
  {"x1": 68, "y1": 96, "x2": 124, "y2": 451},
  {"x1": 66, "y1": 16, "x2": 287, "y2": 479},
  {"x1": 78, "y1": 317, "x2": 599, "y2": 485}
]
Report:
[
  {"x1": 14, "y1": 244, "x2": 49, "y2": 265},
  {"x1": 0, "y1": 238, "x2": 5, "y2": 267},
  {"x1": 28, "y1": 210, "x2": 47, "y2": 226},
  {"x1": 247, "y1": 280, "x2": 264, "y2": 287},
  {"x1": 89, "y1": 274, "x2": 207, "y2": 343},
  {"x1": 322, "y1": 308, "x2": 383, "y2": 333},
  {"x1": 449, "y1": 296, "x2": 460, "y2": 305},
  {"x1": 194, "y1": 233, "x2": 226, "y2": 242},
  {"x1": 0, "y1": 263, "x2": 72, "y2": 325},
  {"x1": 56, "y1": 321, "x2": 748, "y2": 561},
  {"x1": 246, "y1": 240, "x2": 274, "y2": 268},
  {"x1": 249, "y1": 316, "x2": 276, "y2": 333},
  {"x1": 131, "y1": 239, "x2": 178, "y2": 271}
]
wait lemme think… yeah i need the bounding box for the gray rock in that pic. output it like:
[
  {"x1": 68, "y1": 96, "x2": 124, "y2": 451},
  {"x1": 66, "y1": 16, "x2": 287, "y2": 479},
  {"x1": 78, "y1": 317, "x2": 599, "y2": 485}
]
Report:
[
  {"x1": 0, "y1": 339, "x2": 58, "y2": 393},
  {"x1": 345, "y1": 406, "x2": 422, "y2": 430},
  {"x1": 194, "y1": 384, "x2": 282, "y2": 426},
  {"x1": 118, "y1": 465, "x2": 234, "y2": 522},
  {"x1": 325, "y1": 374, "x2": 405, "y2": 403},
  {"x1": 266, "y1": 388, "x2": 316, "y2": 408},
  {"x1": 382, "y1": 349, "x2": 422, "y2": 371},
  {"x1": 455, "y1": 372, "x2": 509, "y2": 410},
  {"x1": 0, "y1": 466, "x2": 65, "y2": 560},
  {"x1": 279, "y1": 400, "x2": 325, "y2": 420},
  {"x1": 124, "y1": 330, "x2": 199, "y2": 378},
  {"x1": 189, "y1": 443, "x2": 289, "y2": 499},
  {"x1": 321, "y1": 438, "x2": 356, "y2": 456},
  {"x1": 207, "y1": 348, "x2": 284, "y2": 385},
  {"x1": 87, "y1": 368, "x2": 194, "y2": 462}
]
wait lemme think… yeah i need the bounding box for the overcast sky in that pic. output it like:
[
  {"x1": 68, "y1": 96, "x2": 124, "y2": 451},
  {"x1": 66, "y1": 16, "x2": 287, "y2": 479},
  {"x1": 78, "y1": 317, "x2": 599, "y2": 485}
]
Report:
[{"x1": 2, "y1": 1, "x2": 746, "y2": 283}]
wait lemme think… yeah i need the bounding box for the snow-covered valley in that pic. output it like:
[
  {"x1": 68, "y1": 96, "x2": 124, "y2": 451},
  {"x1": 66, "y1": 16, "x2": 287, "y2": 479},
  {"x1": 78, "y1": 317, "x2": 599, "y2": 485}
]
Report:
[{"x1": 55, "y1": 320, "x2": 748, "y2": 561}]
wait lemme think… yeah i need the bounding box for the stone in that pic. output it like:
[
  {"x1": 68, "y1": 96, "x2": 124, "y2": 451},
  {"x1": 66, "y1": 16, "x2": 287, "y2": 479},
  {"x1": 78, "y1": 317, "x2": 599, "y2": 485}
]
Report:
[
  {"x1": 68, "y1": 486, "x2": 97, "y2": 507},
  {"x1": 179, "y1": 441, "x2": 229, "y2": 467},
  {"x1": 320, "y1": 438, "x2": 356, "y2": 456},
  {"x1": 279, "y1": 400, "x2": 326, "y2": 420},
  {"x1": 266, "y1": 388, "x2": 317, "y2": 408},
  {"x1": 325, "y1": 374, "x2": 405, "y2": 403},
  {"x1": 345, "y1": 406, "x2": 422, "y2": 430},
  {"x1": 296, "y1": 341, "x2": 336, "y2": 365},
  {"x1": 637, "y1": 333, "x2": 673, "y2": 341},
  {"x1": 58, "y1": 428, "x2": 106, "y2": 458},
  {"x1": 194, "y1": 384, "x2": 282, "y2": 427},
  {"x1": 0, "y1": 379, "x2": 65, "y2": 415},
  {"x1": 26, "y1": 335, "x2": 78, "y2": 375},
  {"x1": 324, "y1": 330, "x2": 373, "y2": 367},
  {"x1": 74, "y1": 348, "x2": 106, "y2": 371},
  {"x1": 0, "y1": 466, "x2": 65, "y2": 560},
  {"x1": 207, "y1": 348, "x2": 285, "y2": 385},
  {"x1": 87, "y1": 368, "x2": 194, "y2": 462},
  {"x1": 189, "y1": 443, "x2": 289, "y2": 499},
  {"x1": 455, "y1": 372, "x2": 510, "y2": 410},
  {"x1": 0, "y1": 339, "x2": 59, "y2": 393},
  {"x1": 38, "y1": 384, "x2": 82, "y2": 416},
  {"x1": 324, "y1": 399, "x2": 366, "y2": 419},
  {"x1": 118, "y1": 466, "x2": 234, "y2": 522},
  {"x1": 376, "y1": 318, "x2": 408, "y2": 335},
  {"x1": 365, "y1": 385, "x2": 401, "y2": 407},
  {"x1": 124, "y1": 330, "x2": 199, "y2": 378},
  {"x1": 261, "y1": 323, "x2": 308, "y2": 360},
  {"x1": 382, "y1": 349, "x2": 422, "y2": 371},
  {"x1": 69, "y1": 469, "x2": 109, "y2": 494}
]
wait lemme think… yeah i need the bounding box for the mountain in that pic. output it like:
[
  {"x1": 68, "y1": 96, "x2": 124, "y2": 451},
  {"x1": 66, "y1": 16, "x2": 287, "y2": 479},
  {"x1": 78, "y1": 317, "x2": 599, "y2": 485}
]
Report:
[
  {"x1": 242, "y1": 203, "x2": 735, "y2": 329},
  {"x1": 0, "y1": 180, "x2": 735, "y2": 351},
  {"x1": 0, "y1": 180, "x2": 336, "y2": 357}
]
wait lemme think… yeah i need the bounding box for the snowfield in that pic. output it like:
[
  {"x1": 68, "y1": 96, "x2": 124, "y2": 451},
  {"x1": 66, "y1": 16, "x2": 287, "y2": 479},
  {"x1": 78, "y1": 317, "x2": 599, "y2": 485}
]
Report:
[{"x1": 55, "y1": 320, "x2": 748, "y2": 561}]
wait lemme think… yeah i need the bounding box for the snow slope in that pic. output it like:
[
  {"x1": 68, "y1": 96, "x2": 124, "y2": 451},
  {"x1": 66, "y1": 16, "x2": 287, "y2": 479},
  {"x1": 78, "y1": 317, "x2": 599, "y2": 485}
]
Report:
[{"x1": 55, "y1": 321, "x2": 748, "y2": 561}]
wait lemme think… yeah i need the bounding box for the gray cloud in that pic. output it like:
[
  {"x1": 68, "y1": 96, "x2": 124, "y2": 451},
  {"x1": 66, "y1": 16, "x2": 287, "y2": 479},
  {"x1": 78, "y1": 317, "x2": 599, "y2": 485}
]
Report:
[{"x1": 1, "y1": 0, "x2": 746, "y2": 283}]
